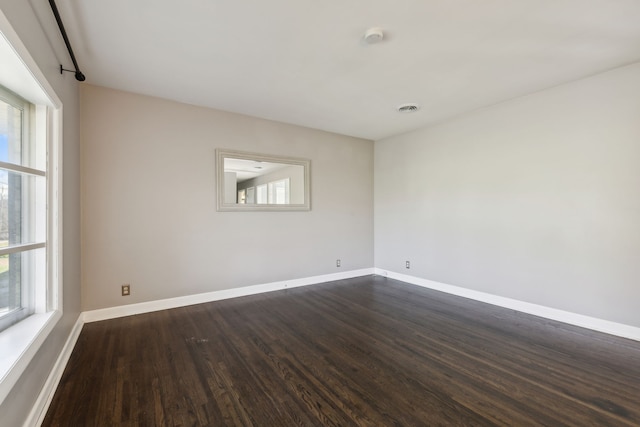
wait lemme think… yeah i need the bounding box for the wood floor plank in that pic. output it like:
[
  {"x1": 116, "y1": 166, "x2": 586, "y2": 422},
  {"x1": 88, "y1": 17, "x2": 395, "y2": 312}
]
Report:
[{"x1": 43, "y1": 276, "x2": 640, "y2": 426}]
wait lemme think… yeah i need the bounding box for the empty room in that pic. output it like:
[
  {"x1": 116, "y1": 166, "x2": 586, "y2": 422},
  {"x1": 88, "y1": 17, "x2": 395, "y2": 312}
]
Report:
[{"x1": 1, "y1": 0, "x2": 640, "y2": 425}]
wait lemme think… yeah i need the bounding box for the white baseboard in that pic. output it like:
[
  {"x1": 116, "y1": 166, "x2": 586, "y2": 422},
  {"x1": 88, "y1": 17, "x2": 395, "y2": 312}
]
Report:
[
  {"x1": 83, "y1": 268, "x2": 375, "y2": 323},
  {"x1": 375, "y1": 268, "x2": 640, "y2": 342},
  {"x1": 24, "y1": 314, "x2": 84, "y2": 427}
]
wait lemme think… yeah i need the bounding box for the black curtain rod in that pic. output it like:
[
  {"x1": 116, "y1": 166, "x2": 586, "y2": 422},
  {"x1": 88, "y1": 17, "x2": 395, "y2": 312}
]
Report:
[{"x1": 49, "y1": 0, "x2": 86, "y2": 81}]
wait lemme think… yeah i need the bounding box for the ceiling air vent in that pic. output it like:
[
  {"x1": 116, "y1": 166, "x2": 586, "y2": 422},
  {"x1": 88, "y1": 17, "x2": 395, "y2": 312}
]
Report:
[{"x1": 397, "y1": 103, "x2": 420, "y2": 113}]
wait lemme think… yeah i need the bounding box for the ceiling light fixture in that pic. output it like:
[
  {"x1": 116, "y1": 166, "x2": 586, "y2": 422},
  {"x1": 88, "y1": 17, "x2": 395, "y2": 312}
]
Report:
[
  {"x1": 397, "y1": 103, "x2": 420, "y2": 113},
  {"x1": 363, "y1": 27, "x2": 384, "y2": 44}
]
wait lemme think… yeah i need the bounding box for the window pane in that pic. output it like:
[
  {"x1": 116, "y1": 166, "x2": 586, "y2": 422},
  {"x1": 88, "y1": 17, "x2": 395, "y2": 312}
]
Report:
[
  {"x1": 0, "y1": 247, "x2": 42, "y2": 327},
  {"x1": 269, "y1": 179, "x2": 290, "y2": 204},
  {"x1": 0, "y1": 98, "x2": 21, "y2": 163},
  {"x1": 0, "y1": 94, "x2": 45, "y2": 171},
  {"x1": 0, "y1": 99, "x2": 26, "y2": 166},
  {"x1": 0, "y1": 250, "x2": 20, "y2": 315},
  {"x1": 0, "y1": 169, "x2": 46, "y2": 325},
  {"x1": 256, "y1": 184, "x2": 267, "y2": 204},
  {"x1": 0, "y1": 171, "x2": 45, "y2": 246}
]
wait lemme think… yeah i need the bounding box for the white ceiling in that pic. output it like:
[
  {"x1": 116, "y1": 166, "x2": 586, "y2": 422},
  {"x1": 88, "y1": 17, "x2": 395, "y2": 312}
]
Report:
[{"x1": 55, "y1": 0, "x2": 640, "y2": 140}]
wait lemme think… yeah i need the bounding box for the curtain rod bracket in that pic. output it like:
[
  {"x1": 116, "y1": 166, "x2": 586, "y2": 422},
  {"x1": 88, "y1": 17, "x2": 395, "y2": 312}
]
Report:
[{"x1": 60, "y1": 64, "x2": 86, "y2": 81}]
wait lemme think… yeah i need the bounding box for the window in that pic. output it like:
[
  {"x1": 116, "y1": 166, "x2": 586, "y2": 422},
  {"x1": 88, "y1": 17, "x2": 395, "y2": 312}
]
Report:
[
  {"x1": 256, "y1": 184, "x2": 267, "y2": 204},
  {"x1": 0, "y1": 7, "x2": 62, "y2": 405},
  {"x1": 0, "y1": 86, "x2": 46, "y2": 332},
  {"x1": 268, "y1": 178, "x2": 290, "y2": 204}
]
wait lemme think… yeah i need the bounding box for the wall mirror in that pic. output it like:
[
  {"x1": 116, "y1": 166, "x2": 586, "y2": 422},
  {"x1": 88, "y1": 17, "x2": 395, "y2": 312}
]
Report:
[{"x1": 216, "y1": 149, "x2": 311, "y2": 211}]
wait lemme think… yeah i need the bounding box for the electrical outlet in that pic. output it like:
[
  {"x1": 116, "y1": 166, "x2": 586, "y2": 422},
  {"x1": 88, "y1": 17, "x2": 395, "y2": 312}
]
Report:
[
  {"x1": 122, "y1": 284, "x2": 130, "y2": 296},
  {"x1": 406, "y1": 261, "x2": 410, "y2": 269},
  {"x1": 336, "y1": 259, "x2": 341, "y2": 267}
]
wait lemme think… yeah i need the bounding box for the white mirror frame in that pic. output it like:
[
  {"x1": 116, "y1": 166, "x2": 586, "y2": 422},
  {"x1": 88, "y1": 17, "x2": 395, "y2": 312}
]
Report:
[{"x1": 216, "y1": 149, "x2": 311, "y2": 212}]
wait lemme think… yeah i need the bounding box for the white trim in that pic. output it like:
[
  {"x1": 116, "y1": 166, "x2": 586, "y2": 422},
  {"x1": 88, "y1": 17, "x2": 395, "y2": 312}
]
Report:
[
  {"x1": 84, "y1": 268, "x2": 375, "y2": 323},
  {"x1": 25, "y1": 315, "x2": 84, "y2": 427},
  {"x1": 0, "y1": 12, "x2": 61, "y2": 108},
  {"x1": 0, "y1": 311, "x2": 61, "y2": 404},
  {"x1": 374, "y1": 269, "x2": 640, "y2": 342},
  {"x1": 49, "y1": 106, "x2": 63, "y2": 314}
]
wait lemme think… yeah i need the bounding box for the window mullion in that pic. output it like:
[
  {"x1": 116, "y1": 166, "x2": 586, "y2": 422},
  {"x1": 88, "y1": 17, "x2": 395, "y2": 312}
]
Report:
[
  {"x1": 0, "y1": 161, "x2": 45, "y2": 177},
  {"x1": 0, "y1": 242, "x2": 45, "y2": 256}
]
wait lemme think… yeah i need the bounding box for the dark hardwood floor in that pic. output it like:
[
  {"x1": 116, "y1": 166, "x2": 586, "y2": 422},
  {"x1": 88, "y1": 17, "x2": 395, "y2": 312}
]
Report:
[{"x1": 43, "y1": 275, "x2": 640, "y2": 426}]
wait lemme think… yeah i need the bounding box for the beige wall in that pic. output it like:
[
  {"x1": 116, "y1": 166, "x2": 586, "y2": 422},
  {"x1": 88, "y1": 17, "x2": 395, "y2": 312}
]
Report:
[
  {"x1": 0, "y1": 2, "x2": 82, "y2": 425},
  {"x1": 375, "y1": 62, "x2": 640, "y2": 328},
  {"x1": 81, "y1": 85, "x2": 373, "y2": 310}
]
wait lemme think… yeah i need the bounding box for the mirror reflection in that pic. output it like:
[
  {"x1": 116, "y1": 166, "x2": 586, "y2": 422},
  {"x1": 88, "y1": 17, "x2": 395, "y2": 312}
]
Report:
[{"x1": 216, "y1": 150, "x2": 310, "y2": 211}]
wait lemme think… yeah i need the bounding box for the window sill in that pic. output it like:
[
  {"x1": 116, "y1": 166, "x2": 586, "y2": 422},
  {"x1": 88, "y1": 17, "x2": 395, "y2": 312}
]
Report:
[{"x1": 0, "y1": 310, "x2": 61, "y2": 404}]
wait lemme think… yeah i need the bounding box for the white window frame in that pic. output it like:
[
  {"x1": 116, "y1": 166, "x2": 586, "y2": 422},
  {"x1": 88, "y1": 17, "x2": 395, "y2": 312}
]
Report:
[
  {"x1": 0, "y1": 9, "x2": 63, "y2": 405},
  {"x1": 0, "y1": 88, "x2": 47, "y2": 332}
]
